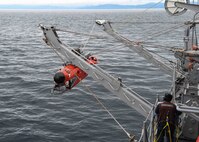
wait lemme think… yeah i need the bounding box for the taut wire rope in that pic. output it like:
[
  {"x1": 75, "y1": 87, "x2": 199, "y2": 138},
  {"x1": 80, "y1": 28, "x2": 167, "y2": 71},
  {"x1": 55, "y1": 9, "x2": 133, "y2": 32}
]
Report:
[{"x1": 73, "y1": 73, "x2": 133, "y2": 139}]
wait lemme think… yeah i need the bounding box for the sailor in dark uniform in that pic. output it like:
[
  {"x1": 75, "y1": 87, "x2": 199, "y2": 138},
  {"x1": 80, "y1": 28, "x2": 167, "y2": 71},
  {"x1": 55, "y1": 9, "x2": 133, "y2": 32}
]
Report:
[{"x1": 155, "y1": 93, "x2": 181, "y2": 142}]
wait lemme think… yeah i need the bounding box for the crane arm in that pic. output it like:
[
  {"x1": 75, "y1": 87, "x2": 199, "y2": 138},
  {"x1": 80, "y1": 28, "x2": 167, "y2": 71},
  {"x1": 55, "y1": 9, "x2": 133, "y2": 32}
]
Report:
[
  {"x1": 95, "y1": 20, "x2": 183, "y2": 77},
  {"x1": 39, "y1": 25, "x2": 153, "y2": 119}
]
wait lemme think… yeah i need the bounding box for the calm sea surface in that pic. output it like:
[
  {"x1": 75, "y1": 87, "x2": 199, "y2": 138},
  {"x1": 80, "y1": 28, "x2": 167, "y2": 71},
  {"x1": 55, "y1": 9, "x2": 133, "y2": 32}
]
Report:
[{"x1": 0, "y1": 9, "x2": 193, "y2": 142}]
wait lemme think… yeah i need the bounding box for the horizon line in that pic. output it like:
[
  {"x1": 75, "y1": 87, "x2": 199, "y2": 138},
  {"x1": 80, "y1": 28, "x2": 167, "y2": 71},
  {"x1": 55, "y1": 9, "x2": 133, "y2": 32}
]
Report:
[
  {"x1": 0, "y1": 3, "x2": 164, "y2": 10},
  {"x1": 0, "y1": 2, "x2": 163, "y2": 6}
]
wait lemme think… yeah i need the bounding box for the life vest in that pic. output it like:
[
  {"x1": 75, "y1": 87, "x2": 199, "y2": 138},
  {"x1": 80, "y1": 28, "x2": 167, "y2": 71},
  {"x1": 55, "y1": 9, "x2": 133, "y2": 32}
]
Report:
[{"x1": 156, "y1": 102, "x2": 177, "y2": 124}]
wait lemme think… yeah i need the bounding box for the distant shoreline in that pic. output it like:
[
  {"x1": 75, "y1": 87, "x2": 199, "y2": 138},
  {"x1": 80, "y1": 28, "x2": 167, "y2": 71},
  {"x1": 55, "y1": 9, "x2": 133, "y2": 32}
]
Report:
[
  {"x1": 0, "y1": 9, "x2": 164, "y2": 12},
  {"x1": 0, "y1": 3, "x2": 164, "y2": 10}
]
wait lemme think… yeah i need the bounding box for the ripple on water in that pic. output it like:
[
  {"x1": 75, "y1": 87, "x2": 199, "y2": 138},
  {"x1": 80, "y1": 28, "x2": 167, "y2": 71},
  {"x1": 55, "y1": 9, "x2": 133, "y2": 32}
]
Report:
[{"x1": 0, "y1": 10, "x2": 188, "y2": 142}]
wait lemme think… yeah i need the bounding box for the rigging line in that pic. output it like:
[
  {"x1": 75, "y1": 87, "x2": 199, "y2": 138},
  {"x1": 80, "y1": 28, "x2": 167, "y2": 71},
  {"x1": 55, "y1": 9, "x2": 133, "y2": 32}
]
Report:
[
  {"x1": 141, "y1": 44, "x2": 176, "y2": 64},
  {"x1": 106, "y1": 31, "x2": 178, "y2": 72},
  {"x1": 81, "y1": 23, "x2": 96, "y2": 49},
  {"x1": 143, "y1": 44, "x2": 185, "y2": 56},
  {"x1": 45, "y1": 41, "x2": 68, "y2": 63},
  {"x1": 132, "y1": 0, "x2": 165, "y2": 21},
  {"x1": 112, "y1": 26, "x2": 180, "y2": 53},
  {"x1": 92, "y1": 41, "x2": 178, "y2": 63},
  {"x1": 56, "y1": 28, "x2": 107, "y2": 39},
  {"x1": 141, "y1": 49, "x2": 177, "y2": 73},
  {"x1": 141, "y1": 14, "x2": 199, "y2": 43},
  {"x1": 107, "y1": 28, "x2": 169, "y2": 56},
  {"x1": 60, "y1": 42, "x2": 92, "y2": 64},
  {"x1": 61, "y1": 42, "x2": 123, "y2": 79},
  {"x1": 88, "y1": 30, "x2": 181, "y2": 55},
  {"x1": 80, "y1": 81, "x2": 132, "y2": 139},
  {"x1": 141, "y1": 0, "x2": 164, "y2": 20},
  {"x1": 131, "y1": 22, "x2": 185, "y2": 43},
  {"x1": 111, "y1": 21, "x2": 183, "y2": 24},
  {"x1": 143, "y1": 43, "x2": 182, "y2": 50},
  {"x1": 104, "y1": 27, "x2": 178, "y2": 67},
  {"x1": 58, "y1": 25, "x2": 113, "y2": 62},
  {"x1": 144, "y1": 45, "x2": 180, "y2": 58},
  {"x1": 141, "y1": 24, "x2": 186, "y2": 43},
  {"x1": 62, "y1": 35, "x2": 181, "y2": 80},
  {"x1": 108, "y1": 0, "x2": 164, "y2": 23},
  {"x1": 127, "y1": 16, "x2": 184, "y2": 43},
  {"x1": 142, "y1": 0, "x2": 165, "y2": 13},
  {"x1": 141, "y1": 47, "x2": 186, "y2": 76},
  {"x1": 92, "y1": 44, "x2": 125, "y2": 55},
  {"x1": 149, "y1": 24, "x2": 184, "y2": 39},
  {"x1": 109, "y1": 29, "x2": 180, "y2": 67}
]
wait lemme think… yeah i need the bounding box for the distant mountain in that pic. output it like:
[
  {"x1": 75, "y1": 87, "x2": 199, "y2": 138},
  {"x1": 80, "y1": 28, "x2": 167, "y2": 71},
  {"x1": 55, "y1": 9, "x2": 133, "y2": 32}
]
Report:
[
  {"x1": 81, "y1": 3, "x2": 164, "y2": 9},
  {"x1": 0, "y1": 5, "x2": 76, "y2": 9},
  {"x1": 0, "y1": 3, "x2": 164, "y2": 10}
]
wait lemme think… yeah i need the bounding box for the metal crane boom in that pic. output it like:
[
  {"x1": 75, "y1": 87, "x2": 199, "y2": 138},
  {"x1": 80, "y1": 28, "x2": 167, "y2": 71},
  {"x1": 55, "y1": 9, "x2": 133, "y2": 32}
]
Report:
[
  {"x1": 175, "y1": 2, "x2": 199, "y2": 12},
  {"x1": 95, "y1": 20, "x2": 183, "y2": 77},
  {"x1": 39, "y1": 25, "x2": 153, "y2": 119}
]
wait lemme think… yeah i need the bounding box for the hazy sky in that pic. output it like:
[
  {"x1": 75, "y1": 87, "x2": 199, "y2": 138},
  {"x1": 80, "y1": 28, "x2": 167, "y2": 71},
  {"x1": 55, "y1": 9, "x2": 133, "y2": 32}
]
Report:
[{"x1": 0, "y1": 0, "x2": 160, "y2": 5}]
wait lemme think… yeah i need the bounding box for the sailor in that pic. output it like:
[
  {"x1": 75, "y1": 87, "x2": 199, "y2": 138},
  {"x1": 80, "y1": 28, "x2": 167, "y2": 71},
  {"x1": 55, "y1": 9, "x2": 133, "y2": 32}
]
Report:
[{"x1": 155, "y1": 93, "x2": 181, "y2": 142}]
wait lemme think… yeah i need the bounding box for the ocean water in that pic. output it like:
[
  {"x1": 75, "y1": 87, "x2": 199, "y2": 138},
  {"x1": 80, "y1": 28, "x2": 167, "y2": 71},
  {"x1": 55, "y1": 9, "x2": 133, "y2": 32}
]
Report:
[{"x1": 0, "y1": 9, "x2": 193, "y2": 142}]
